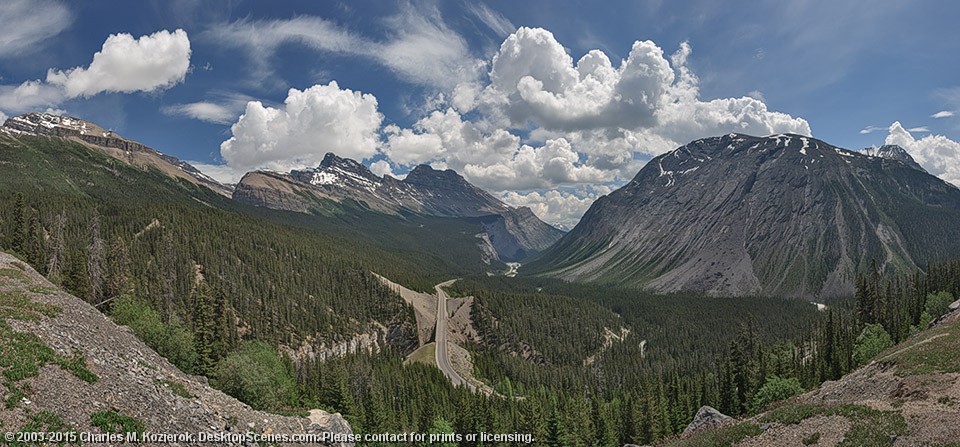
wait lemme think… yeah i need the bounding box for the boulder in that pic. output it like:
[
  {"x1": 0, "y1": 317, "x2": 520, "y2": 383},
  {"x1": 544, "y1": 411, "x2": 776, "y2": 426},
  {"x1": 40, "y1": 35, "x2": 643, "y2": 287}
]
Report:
[{"x1": 683, "y1": 405, "x2": 732, "y2": 433}]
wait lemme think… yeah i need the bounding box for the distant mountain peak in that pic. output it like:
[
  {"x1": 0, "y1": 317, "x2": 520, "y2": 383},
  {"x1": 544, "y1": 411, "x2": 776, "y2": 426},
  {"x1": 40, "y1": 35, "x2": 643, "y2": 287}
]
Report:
[
  {"x1": 863, "y1": 144, "x2": 926, "y2": 172},
  {"x1": 319, "y1": 152, "x2": 367, "y2": 171},
  {"x1": 404, "y1": 164, "x2": 465, "y2": 184}
]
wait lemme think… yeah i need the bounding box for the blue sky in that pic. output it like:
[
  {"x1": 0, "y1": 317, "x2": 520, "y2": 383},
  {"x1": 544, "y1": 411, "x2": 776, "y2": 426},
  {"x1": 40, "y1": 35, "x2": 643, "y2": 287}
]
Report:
[{"x1": 1, "y1": 0, "x2": 958, "y2": 227}]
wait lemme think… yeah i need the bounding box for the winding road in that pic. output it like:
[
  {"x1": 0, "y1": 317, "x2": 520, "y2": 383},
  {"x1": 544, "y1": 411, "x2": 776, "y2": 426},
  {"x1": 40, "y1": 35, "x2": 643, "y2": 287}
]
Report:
[{"x1": 434, "y1": 280, "x2": 476, "y2": 392}]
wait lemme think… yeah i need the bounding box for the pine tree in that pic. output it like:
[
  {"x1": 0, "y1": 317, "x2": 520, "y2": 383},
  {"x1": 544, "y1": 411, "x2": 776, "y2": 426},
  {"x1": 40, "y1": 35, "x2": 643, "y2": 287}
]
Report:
[
  {"x1": 105, "y1": 236, "x2": 131, "y2": 299},
  {"x1": 7, "y1": 192, "x2": 27, "y2": 254},
  {"x1": 87, "y1": 214, "x2": 105, "y2": 304},
  {"x1": 45, "y1": 212, "x2": 66, "y2": 284}
]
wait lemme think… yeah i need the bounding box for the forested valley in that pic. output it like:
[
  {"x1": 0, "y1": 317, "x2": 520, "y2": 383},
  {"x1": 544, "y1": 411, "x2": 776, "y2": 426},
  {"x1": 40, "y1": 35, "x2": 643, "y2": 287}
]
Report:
[{"x1": 3, "y1": 135, "x2": 960, "y2": 446}]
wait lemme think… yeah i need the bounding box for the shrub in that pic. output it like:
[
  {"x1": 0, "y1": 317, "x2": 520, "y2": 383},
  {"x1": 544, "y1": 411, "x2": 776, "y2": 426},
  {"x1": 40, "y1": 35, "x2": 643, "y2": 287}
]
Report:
[
  {"x1": 853, "y1": 323, "x2": 893, "y2": 365},
  {"x1": 751, "y1": 375, "x2": 804, "y2": 413},
  {"x1": 925, "y1": 291, "x2": 955, "y2": 320},
  {"x1": 210, "y1": 341, "x2": 299, "y2": 413},
  {"x1": 110, "y1": 295, "x2": 198, "y2": 373}
]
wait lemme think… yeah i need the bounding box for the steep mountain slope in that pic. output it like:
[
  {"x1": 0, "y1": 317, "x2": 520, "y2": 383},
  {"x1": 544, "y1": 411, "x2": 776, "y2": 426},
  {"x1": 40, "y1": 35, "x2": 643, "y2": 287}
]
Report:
[
  {"x1": 0, "y1": 252, "x2": 352, "y2": 446},
  {"x1": 235, "y1": 153, "x2": 564, "y2": 261},
  {"x1": 2, "y1": 112, "x2": 232, "y2": 197},
  {"x1": 531, "y1": 133, "x2": 960, "y2": 298}
]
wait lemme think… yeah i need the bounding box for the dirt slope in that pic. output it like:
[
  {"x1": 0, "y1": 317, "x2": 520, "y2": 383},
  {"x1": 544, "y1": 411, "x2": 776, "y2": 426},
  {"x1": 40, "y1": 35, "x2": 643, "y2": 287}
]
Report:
[
  {"x1": 0, "y1": 252, "x2": 352, "y2": 446},
  {"x1": 669, "y1": 309, "x2": 960, "y2": 447}
]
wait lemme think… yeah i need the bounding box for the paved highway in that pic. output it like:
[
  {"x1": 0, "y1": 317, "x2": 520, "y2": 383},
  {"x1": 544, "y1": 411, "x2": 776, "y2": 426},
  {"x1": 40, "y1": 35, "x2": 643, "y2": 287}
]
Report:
[{"x1": 434, "y1": 280, "x2": 476, "y2": 392}]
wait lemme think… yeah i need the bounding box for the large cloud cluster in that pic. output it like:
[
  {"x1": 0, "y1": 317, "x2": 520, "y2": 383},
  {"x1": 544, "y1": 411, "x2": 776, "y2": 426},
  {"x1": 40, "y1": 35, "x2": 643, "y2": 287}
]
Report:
[
  {"x1": 213, "y1": 26, "x2": 814, "y2": 226},
  {"x1": 381, "y1": 27, "x2": 810, "y2": 198},
  {"x1": 886, "y1": 121, "x2": 960, "y2": 187},
  {"x1": 220, "y1": 82, "x2": 382, "y2": 172}
]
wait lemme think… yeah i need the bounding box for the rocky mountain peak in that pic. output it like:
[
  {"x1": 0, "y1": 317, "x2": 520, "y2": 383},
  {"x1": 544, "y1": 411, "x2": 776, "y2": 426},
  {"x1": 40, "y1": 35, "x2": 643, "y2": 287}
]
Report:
[
  {"x1": 3, "y1": 112, "x2": 110, "y2": 139},
  {"x1": 403, "y1": 164, "x2": 470, "y2": 187},
  {"x1": 2, "y1": 112, "x2": 231, "y2": 196},
  {"x1": 319, "y1": 152, "x2": 367, "y2": 172},
  {"x1": 532, "y1": 132, "x2": 960, "y2": 298},
  {"x1": 864, "y1": 144, "x2": 926, "y2": 172}
]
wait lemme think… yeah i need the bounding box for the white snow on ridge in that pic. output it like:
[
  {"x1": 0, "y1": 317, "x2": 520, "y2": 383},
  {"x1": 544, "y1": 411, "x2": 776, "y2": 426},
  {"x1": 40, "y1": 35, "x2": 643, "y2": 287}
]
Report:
[
  {"x1": 800, "y1": 137, "x2": 809, "y2": 155},
  {"x1": 310, "y1": 171, "x2": 340, "y2": 186}
]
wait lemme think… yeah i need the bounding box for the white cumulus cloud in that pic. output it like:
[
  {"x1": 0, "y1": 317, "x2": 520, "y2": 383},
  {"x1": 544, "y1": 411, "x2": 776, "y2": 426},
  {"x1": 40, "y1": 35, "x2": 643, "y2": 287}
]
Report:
[
  {"x1": 369, "y1": 159, "x2": 405, "y2": 179},
  {"x1": 382, "y1": 28, "x2": 809, "y2": 197},
  {"x1": 46, "y1": 29, "x2": 190, "y2": 98},
  {"x1": 885, "y1": 121, "x2": 960, "y2": 187},
  {"x1": 220, "y1": 81, "x2": 383, "y2": 172},
  {"x1": 0, "y1": 80, "x2": 65, "y2": 113},
  {"x1": 501, "y1": 186, "x2": 612, "y2": 229}
]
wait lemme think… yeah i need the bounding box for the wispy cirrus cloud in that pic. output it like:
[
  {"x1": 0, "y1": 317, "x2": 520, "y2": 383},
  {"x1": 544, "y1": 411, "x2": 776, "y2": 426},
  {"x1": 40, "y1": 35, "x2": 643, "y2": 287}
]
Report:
[
  {"x1": 0, "y1": 0, "x2": 72, "y2": 58},
  {"x1": 162, "y1": 91, "x2": 257, "y2": 124},
  {"x1": 204, "y1": 4, "x2": 483, "y2": 90},
  {"x1": 931, "y1": 110, "x2": 954, "y2": 119}
]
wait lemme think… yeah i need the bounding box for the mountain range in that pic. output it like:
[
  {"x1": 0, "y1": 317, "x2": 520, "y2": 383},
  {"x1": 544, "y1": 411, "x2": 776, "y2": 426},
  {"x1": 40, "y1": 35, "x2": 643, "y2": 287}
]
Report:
[
  {"x1": 9, "y1": 112, "x2": 960, "y2": 299},
  {"x1": 529, "y1": 133, "x2": 960, "y2": 298},
  {"x1": 2, "y1": 112, "x2": 562, "y2": 264},
  {"x1": 234, "y1": 153, "x2": 563, "y2": 261}
]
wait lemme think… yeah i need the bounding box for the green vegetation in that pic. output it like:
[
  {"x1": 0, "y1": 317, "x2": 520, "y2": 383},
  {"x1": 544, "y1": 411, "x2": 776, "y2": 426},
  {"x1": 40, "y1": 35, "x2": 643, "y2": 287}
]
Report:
[
  {"x1": 853, "y1": 323, "x2": 893, "y2": 365},
  {"x1": 155, "y1": 378, "x2": 192, "y2": 398},
  {"x1": 881, "y1": 317, "x2": 960, "y2": 376},
  {"x1": 90, "y1": 409, "x2": 145, "y2": 434},
  {"x1": 109, "y1": 295, "x2": 199, "y2": 374},
  {"x1": 665, "y1": 423, "x2": 762, "y2": 447},
  {"x1": 0, "y1": 267, "x2": 29, "y2": 282},
  {"x1": 425, "y1": 416, "x2": 457, "y2": 447},
  {"x1": 0, "y1": 291, "x2": 96, "y2": 409},
  {"x1": 760, "y1": 403, "x2": 906, "y2": 447},
  {"x1": 210, "y1": 341, "x2": 299, "y2": 413},
  {"x1": 404, "y1": 342, "x2": 436, "y2": 366},
  {"x1": 9, "y1": 410, "x2": 78, "y2": 447},
  {"x1": 802, "y1": 432, "x2": 822, "y2": 445},
  {"x1": 751, "y1": 376, "x2": 804, "y2": 414}
]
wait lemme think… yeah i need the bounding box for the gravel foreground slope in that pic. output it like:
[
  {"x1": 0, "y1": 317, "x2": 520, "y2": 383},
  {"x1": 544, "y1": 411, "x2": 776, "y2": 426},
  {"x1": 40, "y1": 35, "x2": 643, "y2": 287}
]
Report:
[
  {"x1": 667, "y1": 309, "x2": 960, "y2": 447},
  {"x1": 0, "y1": 251, "x2": 353, "y2": 446}
]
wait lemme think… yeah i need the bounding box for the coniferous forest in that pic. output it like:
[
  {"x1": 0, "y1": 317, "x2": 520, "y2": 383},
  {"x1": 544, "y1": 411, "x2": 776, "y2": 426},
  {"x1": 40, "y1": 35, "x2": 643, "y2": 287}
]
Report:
[{"x1": 3, "y1": 135, "x2": 960, "y2": 446}]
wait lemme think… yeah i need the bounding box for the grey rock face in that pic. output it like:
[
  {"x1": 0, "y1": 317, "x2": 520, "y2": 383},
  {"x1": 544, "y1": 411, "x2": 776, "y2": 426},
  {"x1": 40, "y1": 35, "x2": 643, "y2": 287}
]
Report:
[
  {"x1": 683, "y1": 405, "x2": 732, "y2": 433},
  {"x1": 533, "y1": 133, "x2": 960, "y2": 298}
]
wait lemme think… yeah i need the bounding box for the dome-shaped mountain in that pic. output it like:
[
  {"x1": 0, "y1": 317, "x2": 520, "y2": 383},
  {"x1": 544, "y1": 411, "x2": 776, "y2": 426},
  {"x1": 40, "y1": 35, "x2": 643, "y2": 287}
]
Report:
[{"x1": 529, "y1": 133, "x2": 960, "y2": 298}]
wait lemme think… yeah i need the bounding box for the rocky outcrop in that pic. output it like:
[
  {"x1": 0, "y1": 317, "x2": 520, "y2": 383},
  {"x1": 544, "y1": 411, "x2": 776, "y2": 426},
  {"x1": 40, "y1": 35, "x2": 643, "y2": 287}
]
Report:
[
  {"x1": 532, "y1": 133, "x2": 960, "y2": 298},
  {"x1": 233, "y1": 171, "x2": 318, "y2": 213},
  {"x1": 282, "y1": 323, "x2": 416, "y2": 364},
  {"x1": 0, "y1": 251, "x2": 352, "y2": 446},
  {"x1": 683, "y1": 406, "x2": 732, "y2": 433}
]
